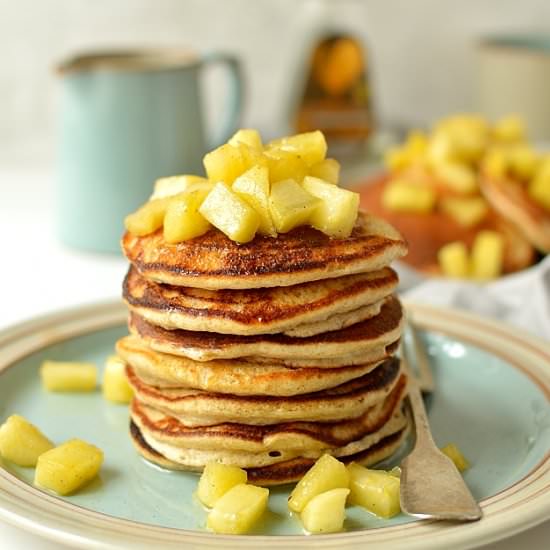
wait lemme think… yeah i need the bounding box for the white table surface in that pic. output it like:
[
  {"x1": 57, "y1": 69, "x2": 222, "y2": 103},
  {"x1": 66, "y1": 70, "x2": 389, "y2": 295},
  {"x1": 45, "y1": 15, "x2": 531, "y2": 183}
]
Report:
[{"x1": 0, "y1": 168, "x2": 549, "y2": 549}]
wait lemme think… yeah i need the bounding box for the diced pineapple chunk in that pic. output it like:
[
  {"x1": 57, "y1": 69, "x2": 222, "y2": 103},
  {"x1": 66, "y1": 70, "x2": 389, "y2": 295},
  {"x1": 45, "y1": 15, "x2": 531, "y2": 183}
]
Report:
[
  {"x1": 301, "y1": 488, "x2": 350, "y2": 534},
  {"x1": 267, "y1": 130, "x2": 327, "y2": 166},
  {"x1": 382, "y1": 180, "x2": 436, "y2": 213},
  {"x1": 302, "y1": 176, "x2": 359, "y2": 238},
  {"x1": 509, "y1": 145, "x2": 539, "y2": 181},
  {"x1": 207, "y1": 483, "x2": 269, "y2": 535},
  {"x1": 0, "y1": 415, "x2": 54, "y2": 467},
  {"x1": 309, "y1": 158, "x2": 340, "y2": 184},
  {"x1": 269, "y1": 179, "x2": 320, "y2": 233},
  {"x1": 124, "y1": 198, "x2": 169, "y2": 236},
  {"x1": 528, "y1": 172, "x2": 550, "y2": 211},
  {"x1": 228, "y1": 129, "x2": 263, "y2": 150},
  {"x1": 150, "y1": 175, "x2": 209, "y2": 200},
  {"x1": 199, "y1": 182, "x2": 260, "y2": 243},
  {"x1": 470, "y1": 230, "x2": 505, "y2": 280},
  {"x1": 102, "y1": 355, "x2": 134, "y2": 404},
  {"x1": 197, "y1": 462, "x2": 248, "y2": 508},
  {"x1": 438, "y1": 241, "x2": 470, "y2": 278},
  {"x1": 493, "y1": 115, "x2": 526, "y2": 143},
  {"x1": 439, "y1": 196, "x2": 488, "y2": 228},
  {"x1": 288, "y1": 454, "x2": 349, "y2": 513},
  {"x1": 163, "y1": 190, "x2": 211, "y2": 243},
  {"x1": 347, "y1": 463, "x2": 401, "y2": 519},
  {"x1": 482, "y1": 149, "x2": 508, "y2": 179},
  {"x1": 441, "y1": 443, "x2": 470, "y2": 473},
  {"x1": 233, "y1": 165, "x2": 276, "y2": 237},
  {"x1": 203, "y1": 143, "x2": 247, "y2": 184},
  {"x1": 35, "y1": 439, "x2": 104, "y2": 495},
  {"x1": 40, "y1": 361, "x2": 97, "y2": 392},
  {"x1": 433, "y1": 162, "x2": 478, "y2": 194},
  {"x1": 265, "y1": 149, "x2": 308, "y2": 184},
  {"x1": 384, "y1": 147, "x2": 412, "y2": 172}
]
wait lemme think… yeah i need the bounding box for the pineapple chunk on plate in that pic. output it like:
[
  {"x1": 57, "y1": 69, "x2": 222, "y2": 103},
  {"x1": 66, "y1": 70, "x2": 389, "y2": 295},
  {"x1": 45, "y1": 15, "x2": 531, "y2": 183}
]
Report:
[
  {"x1": 233, "y1": 165, "x2": 276, "y2": 236},
  {"x1": 438, "y1": 241, "x2": 470, "y2": 278},
  {"x1": 302, "y1": 176, "x2": 359, "y2": 238},
  {"x1": 163, "y1": 190, "x2": 211, "y2": 243},
  {"x1": 439, "y1": 196, "x2": 488, "y2": 228},
  {"x1": 382, "y1": 180, "x2": 436, "y2": 214},
  {"x1": 35, "y1": 439, "x2": 104, "y2": 496},
  {"x1": 197, "y1": 462, "x2": 248, "y2": 508},
  {"x1": 288, "y1": 454, "x2": 349, "y2": 513},
  {"x1": 207, "y1": 483, "x2": 269, "y2": 535},
  {"x1": 102, "y1": 355, "x2": 134, "y2": 404},
  {"x1": 441, "y1": 443, "x2": 470, "y2": 473},
  {"x1": 301, "y1": 488, "x2": 350, "y2": 534},
  {"x1": 470, "y1": 230, "x2": 504, "y2": 280},
  {"x1": 40, "y1": 360, "x2": 97, "y2": 392},
  {"x1": 529, "y1": 171, "x2": 550, "y2": 211},
  {"x1": 348, "y1": 463, "x2": 401, "y2": 519},
  {"x1": 433, "y1": 162, "x2": 478, "y2": 194},
  {"x1": 0, "y1": 415, "x2": 54, "y2": 467},
  {"x1": 200, "y1": 182, "x2": 260, "y2": 243},
  {"x1": 269, "y1": 179, "x2": 319, "y2": 233}
]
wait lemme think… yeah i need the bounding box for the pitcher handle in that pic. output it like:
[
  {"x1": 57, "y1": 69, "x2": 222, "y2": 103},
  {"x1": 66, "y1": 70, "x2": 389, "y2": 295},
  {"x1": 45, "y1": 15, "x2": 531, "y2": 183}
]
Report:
[{"x1": 200, "y1": 52, "x2": 244, "y2": 148}]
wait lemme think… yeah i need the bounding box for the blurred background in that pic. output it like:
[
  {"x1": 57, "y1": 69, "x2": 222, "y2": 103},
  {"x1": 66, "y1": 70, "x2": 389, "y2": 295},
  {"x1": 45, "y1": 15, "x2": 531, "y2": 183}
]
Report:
[{"x1": 3, "y1": 0, "x2": 550, "y2": 166}]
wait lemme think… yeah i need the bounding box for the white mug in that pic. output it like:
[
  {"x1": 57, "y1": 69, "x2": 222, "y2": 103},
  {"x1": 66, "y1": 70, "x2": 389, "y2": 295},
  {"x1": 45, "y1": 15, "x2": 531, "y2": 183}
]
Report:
[{"x1": 477, "y1": 34, "x2": 550, "y2": 142}]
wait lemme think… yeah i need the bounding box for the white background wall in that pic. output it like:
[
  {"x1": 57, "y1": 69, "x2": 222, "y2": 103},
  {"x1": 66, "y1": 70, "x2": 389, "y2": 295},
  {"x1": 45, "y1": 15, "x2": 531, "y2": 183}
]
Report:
[{"x1": 1, "y1": 0, "x2": 550, "y2": 165}]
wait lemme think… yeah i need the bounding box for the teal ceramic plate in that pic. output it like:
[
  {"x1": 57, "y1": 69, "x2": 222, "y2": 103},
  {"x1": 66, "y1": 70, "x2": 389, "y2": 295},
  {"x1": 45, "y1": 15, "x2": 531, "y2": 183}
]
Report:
[{"x1": 0, "y1": 301, "x2": 549, "y2": 549}]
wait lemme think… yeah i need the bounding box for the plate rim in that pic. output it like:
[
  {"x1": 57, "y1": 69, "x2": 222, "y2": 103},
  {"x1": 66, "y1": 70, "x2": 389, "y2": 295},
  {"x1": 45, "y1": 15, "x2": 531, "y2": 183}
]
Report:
[{"x1": 0, "y1": 300, "x2": 548, "y2": 550}]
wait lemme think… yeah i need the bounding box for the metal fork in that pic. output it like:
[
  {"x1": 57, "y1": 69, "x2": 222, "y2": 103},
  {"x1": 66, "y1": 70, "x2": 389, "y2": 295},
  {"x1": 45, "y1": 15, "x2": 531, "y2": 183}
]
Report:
[{"x1": 399, "y1": 316, "x2": 482, "y2": 521}]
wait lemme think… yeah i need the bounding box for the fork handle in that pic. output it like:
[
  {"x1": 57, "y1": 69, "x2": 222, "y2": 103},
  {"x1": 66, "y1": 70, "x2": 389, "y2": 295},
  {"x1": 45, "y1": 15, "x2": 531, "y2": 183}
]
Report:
[{"x1": 407, "y1": 377, "x2": 437, "y2": 449}]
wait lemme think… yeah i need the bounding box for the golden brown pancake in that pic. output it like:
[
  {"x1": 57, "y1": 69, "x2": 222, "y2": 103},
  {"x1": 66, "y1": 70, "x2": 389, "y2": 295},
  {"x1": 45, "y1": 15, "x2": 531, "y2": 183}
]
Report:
[
  {"x1": 123, "y1": 265, "x2": 397, "y2": 336},
  {"x1": 130, "y1": 419, "x2": 408, "y2": 485},
  {"x1": 127, "y1": 294, "x2": 403, "y2": 364},
  {"x1": 358, "y1": 174, "x2": 536, "y2": 275},
  {"x1": 126, "y1": 358, "x2": 403, "y2": 426},
  {"x1": 481, "y1": 175, "x2": 550, "y2": 253},
  {"x1": 121, "y1": 211, "x2": 407, "y2": 289},
  {"x1": 116, "y1": 337, "x2": 388, "y2": 396},
  {"x1": 130, "y1": 373, "x2": 407, "y2": 453}
]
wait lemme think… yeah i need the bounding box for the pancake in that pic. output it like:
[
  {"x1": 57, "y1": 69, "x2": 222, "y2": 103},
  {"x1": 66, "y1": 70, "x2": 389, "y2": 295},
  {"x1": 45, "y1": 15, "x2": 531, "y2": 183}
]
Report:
[
  {"x1": 130, "y1": 418, "x2": 408, "y2": 485},
  {"x1": 123, "y1": 265, "x2": 397, "y2": 336},
  {"x1": 121, "y1": 211, "x2": 407, "y2": 290},
  {"x1": 127, "y1": 294, "x2": 403, "y2": 364},
  {"x1": 358, "y1": 174, "x2": 536, "y2": 275},
  {"x1": 481, "y1": 175, "x2": 550, "y2": 253},
  {"x1": 116, "y1": 337, "x2": 388, "y2": 396},
  {"x1": 130, "y1": 373, "x2": 407, "y2": 453},
  {"x1": 126, "y1": 358, "x2": 403, "y2": 426}
]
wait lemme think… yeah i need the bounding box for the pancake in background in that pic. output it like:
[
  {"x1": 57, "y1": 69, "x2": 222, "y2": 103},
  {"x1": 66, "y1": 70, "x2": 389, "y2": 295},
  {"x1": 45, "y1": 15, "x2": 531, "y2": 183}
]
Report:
[
  {"x1": 122, "y1": 212, "x2": 407, "y2": 290},
  {"x1": 123, "y1": 265, "x2": 398, "y2": 336},
  {"x1": 125, "y1": 358, "x2": 403, "y2": 426},
  {"x1": 358, "y1": 174, "x2": 535, "y2": 275},
  {"x1": 481, "y1": 176, "x2": 550, "y2": 253},
  {"x1": 127, "y1": 295, "x2": 403, "y2": 364},
  {"x1": 116, "y1": 336, "x2": 389, "y2": 397}
]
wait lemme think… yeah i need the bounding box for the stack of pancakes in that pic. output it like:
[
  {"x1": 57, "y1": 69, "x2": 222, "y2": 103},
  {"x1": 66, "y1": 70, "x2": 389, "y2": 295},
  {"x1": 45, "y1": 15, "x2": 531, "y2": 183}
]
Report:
[{"x1": 117, "y1": 211, "x2": 410, "y2": 485}]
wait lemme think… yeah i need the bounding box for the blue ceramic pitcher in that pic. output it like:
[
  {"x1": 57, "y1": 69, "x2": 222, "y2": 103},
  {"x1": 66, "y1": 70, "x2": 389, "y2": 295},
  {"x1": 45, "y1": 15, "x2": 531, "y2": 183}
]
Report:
[{"x1": 56, "y1": 49, "x2": 243, "y2": 253}]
